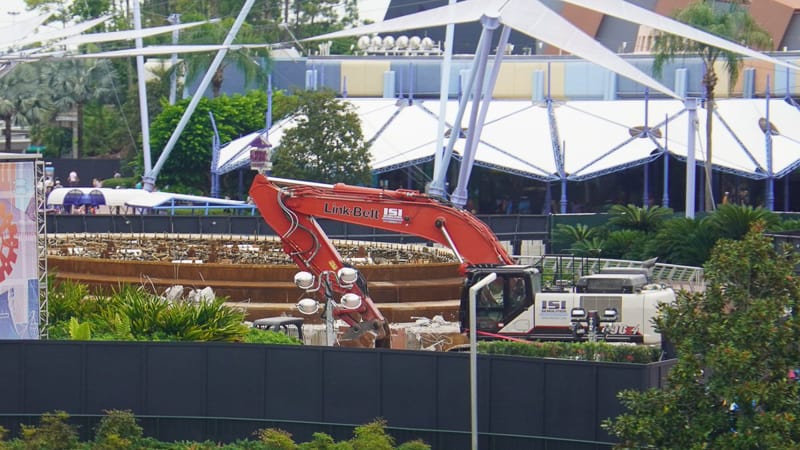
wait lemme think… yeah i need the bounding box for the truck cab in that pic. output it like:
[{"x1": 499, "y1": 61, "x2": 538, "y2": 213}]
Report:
[{"x1": 460, "y1": 263, "x2": 675, "y2": 345}]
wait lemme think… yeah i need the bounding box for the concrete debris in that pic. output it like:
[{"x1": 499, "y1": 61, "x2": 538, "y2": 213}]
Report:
[
  {"x1": 162, "y1": 285, "x2": 184, "y2": 302},
  {"x1": 187, "y1": 286, "x2": 216, "y2": 303}
]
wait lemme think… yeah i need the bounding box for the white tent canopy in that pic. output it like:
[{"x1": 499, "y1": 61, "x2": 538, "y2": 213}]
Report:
[
  {"x1": 306, "y1": 0, "x2": 679, "y2": 99},
  {"x1": 46, "y1": 187, "x2": 244, "y2": 211},
  {"x1": 214, "y1": 97, "x2": 800, "y2": 182}
]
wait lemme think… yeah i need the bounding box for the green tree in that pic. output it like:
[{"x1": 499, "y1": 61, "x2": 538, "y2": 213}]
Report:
[
  {"x1": 178, "y1": 18, "x2": 271, "y2": 98},
  {"x1": 607, "y1": 203, "x2": 673, "y2": 233},
  {"x1": 0, "y1": 64, "x2": 53, "y2": 152},
  {"x1": 148, "y1": 89, "x2": 296, "y2": 193},
  {"x1": 41, "y1": 59, "x2": 117, "y2": 158},
  {"x1": 647, "y1": 216, "x2": 716, "y2": 266},
  {"x1": 604, "y1": 223, "x2": 800, "y2": 448},
  {"x1": 652, "y1": 1, "x2": 772, "y2": 211},
  {"x1": 272, "y1": 89, "x2": 371, "y2": 185},
  {"x1": 707, "y1": 203, "x2": 780, "y2": 240}
]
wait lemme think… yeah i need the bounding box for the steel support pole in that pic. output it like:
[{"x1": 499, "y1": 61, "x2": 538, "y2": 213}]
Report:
[
  {"x1": 168, "y1": 13, "x2": 180, "y2": 105},
  {"x1": 685, "y1": 98, "x2": 698, "y2": 218},
  {"x1": 452, "y1": 21, "x2": 508, "y2": 208},
  {"x1": 133, "y1": 0, "x2": 152, "y2": 175},
  {"x1": 429, "y1": 23, "x2": 490, "y2": 199},
  {"x1": 662, "y1": 114, "x2": 670, "y2": 207},
  {"x1": 143, "y1": 0, "x2": 257, "y2": 191},
  {"x1": 469, "y1": 272, "x2": 496, "y2": 450},
  {"x1": 765, "y1": 76, "x2": 774, "y2": 211},
  {"x1": 428, "y1": 0, "x2": 456, "y2": 199}
]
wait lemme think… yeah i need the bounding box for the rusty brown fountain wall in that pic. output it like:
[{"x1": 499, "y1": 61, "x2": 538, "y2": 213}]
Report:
[{"x1": 47, "y1": 252, "x2": 463, "y2": 324}]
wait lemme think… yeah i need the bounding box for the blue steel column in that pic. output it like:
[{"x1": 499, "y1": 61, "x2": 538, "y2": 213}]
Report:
[
  {"x1": 209, "y1": 112, "x2": 220, "y2": 198},
  {"x1": 429, "y1": 0, "x2": 457, "y2": 199},
  {"x1": 451, "y1": 20, "x2": 509, "y2": 208},
  {"x1": 560, "y1": 142, "x2": 567, "y2": 214},
  {"x1": 449, "y1": 19, "x2": 496, "y2": 207},
  {"x1": 662, "y1": 114, "x2": 670, "y2": 207},
  {"x1": 642, "y1": 89, "x2": 649, "y2": 207},
  {"x1": 785, "y1": 174, "x2": 790, "y2": 212},
  {"x1": 428, "y1": 24, "x2": 491, "y2": 199},
  {"x1": 143, "y1": 0, "x2": 257, "y2": 192},
  {"x1": 685, "y1": 98, "x2": 698, "y2": 218},
  {"x1": 765, "y1": 76, "x2": 774, "y2": 211}
]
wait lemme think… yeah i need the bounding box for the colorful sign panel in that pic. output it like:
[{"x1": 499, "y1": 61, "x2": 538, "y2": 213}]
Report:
[{"x1": 0, "y1": 161, "x2": 39, "y2": 339}]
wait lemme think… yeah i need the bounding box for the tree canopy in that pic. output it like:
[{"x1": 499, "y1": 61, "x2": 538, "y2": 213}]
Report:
[
  {"x1": 604, "y1": 223, "x2": 800, "y2": 448},
  {"x1": 652, "y1": 0, "x2": 772, "y2": 211},
  {"x1": 148, "y1": 89, "x2": 297, "y2": 194},
  {"x1": 271, "y1": 89, "x2": 372, "y2": 185}
]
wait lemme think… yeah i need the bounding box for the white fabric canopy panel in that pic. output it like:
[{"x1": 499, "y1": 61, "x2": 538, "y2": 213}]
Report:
[
  {"x1": 451, "y1": 101, "x2": 554, "y2": 179},
  {"x1": 0, "y1": 15, "x2": 110, "y2": 52},
  {"x1": 215, "y1": 115, "x2": 298, "y2": 174},
  {"x1": 713, "y1": 99, "x2": 800, "y2": 177},
  {"x1": 47, "y1": 187, "x2": 244, "y2": 209},
  {"x1": 214, "y1": 97, "x2": 800, "y2": 183},
  {"x1": 554, "y1": 100, "x2": 683, "y2": 180},
  {"x1": 305, "y1": 0, "x2": 679, "y2": 99},
  {"x1": 562, "y1": 0, "x2": 800, "y2": 72},
  {"x1": 369, "y1": 101, "x2": 442, "y2": 171}
]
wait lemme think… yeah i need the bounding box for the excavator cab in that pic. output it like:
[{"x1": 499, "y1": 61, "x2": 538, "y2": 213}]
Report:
[{"x1": 459, "y1": 265, "x2": 541, "y2": 336}]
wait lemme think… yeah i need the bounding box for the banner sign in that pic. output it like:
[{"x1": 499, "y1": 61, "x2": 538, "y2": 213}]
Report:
[{"x1": 0, "y1": 161, "x2": 39, "y2": 339}]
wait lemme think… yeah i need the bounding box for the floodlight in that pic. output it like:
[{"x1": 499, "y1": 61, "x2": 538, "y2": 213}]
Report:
[
  {"x1": 340, "y1": 293, "x2": 362, "y2": 309},
  {"x1": 294, "y1": 271, "x2": 315, "y2": 290},
  {"x1": 296, "y1": 298, "x2": 320, "y2": 315},
  {"x1": 337, "y1": 267, "x2": 358, "y2": 285}
]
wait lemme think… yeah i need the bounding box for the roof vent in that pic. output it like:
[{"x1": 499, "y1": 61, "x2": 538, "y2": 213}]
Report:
[
  {"x1": 758, "y1": 118, "x2": 779, "y2": 135},
  {"x1": 628, "y1": 125, "x2": 663, "y2": 138}
]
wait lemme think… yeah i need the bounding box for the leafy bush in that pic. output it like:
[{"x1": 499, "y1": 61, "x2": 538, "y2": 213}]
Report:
[
  {"x1": 243, "y1": 328, "x2": 303, "y2": 345},
  {"x1": 256, "y1": 428, "x2": 297, "y2": 449},
  {"x1": 478, "y1": 340, "x2": 662, "y2": 364},
  {"x1": 93, "y1": 409, "x2": 144, "y2": 450},
  {"x1": 18, "y1": 411, "x2": 79, "y2": 450},
  {"x1": 47, "y1": 281, "x2": 253, "y2": 343}
]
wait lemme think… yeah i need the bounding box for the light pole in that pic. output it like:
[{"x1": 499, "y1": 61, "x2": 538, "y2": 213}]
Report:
[
  {"x1": 294, "y1": 268, "x2": 364, "y2": 346},
  {"x1": 468, "y1": 272, "x2": 496, "y2": 450}
]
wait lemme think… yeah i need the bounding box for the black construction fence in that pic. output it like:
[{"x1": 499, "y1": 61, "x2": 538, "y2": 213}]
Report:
[
  {"x1": 0, "y1": 341, "x2": 674, "y2": 449},
  {"x1": 46, "y1": 214, "x2": 551, "y2": 248}
]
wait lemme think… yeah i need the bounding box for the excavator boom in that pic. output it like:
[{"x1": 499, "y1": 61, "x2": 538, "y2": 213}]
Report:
[{"x1": 248, "y1": 174, "x2": 516, "y2": 346}]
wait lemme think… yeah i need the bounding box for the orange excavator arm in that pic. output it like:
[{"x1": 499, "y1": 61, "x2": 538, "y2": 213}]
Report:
[{"x1": 248, "y1": 174, "x2": 515, "y2": 346}]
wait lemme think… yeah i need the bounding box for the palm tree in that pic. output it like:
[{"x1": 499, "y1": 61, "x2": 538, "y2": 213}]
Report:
[
  {"x1": 41, "y1": 59, "x2": 117, "y2": 158},
  {"x1": 178, "y1": 18, "x2": 271, "y2": 98},
  {"x1": 707, "y1": 203, "x2": 779, "y2": 240},
  {"x1": 0, "y1": 64, "x2": 53, "y2": 152},
  {"x1": 607, "y1": 203, "x2": 673, "y2": 233},
  {"x1": 648, "y1": 216, "x2": 716, "y2": 266},
  {"x1": 652, "y1": 1, "x2": 772, "y2": 212}
]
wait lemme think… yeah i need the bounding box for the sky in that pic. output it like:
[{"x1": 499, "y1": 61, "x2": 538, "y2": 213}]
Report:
[
  {"x1": 0, "y1": 1, "x2": 390, "y2": 25},
  {"x1": 0, "y1": 0, "x2": 30, "y2": 21}
]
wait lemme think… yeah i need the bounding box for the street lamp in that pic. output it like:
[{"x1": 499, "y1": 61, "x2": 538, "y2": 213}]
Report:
[
  {"x1": 293, "y1": 269, "x2": 364, "y2": 345},
  {"x1": 570, "y1": 307, "x2": 618, "y2": 342}
]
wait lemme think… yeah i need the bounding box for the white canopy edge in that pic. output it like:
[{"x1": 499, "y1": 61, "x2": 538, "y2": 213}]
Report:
[
  {"x1": 46, "y1": 187, "x2": 244, "y2": 208},
  {"x1": 501, "y1": 1, "x2": 678, "y2": 98},
  {"x1": 0, "y1": 12, "x2": 53, "y2": 47},
  {"x1": 56, "y1": 18, "x2": 220, "y2": 47},
  {"x1": 302, "y1": 0, "x2": 679, "y2": 99},
  {"x1": 71, "y1": 43, "x2": 272, "y2": 58},
  {"x1": 562, "y1": 0, "x2": 800, "y2": 72},
  {"x1": 0, "y1": 15, "x2": 111, "y2": 51}
]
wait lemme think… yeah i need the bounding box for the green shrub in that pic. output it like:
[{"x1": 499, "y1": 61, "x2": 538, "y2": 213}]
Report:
[
  {"x1": 396, "y1": 440, "x2": 431, "y2": 450},
  {"x1": 93, "y1": 410, "x2": 143, "y2": 450},
  {"x1": 256, "y1": 428, "x2": 297, "y2": 450},
  {"x1": 478, "y1": 340, "x2": 661, "y2": 363},
  {"x1": 18, "y1": 411, "x2": 79, "y2": 450},
  {"x1": 243, "y1": 328, "x2": 303, "y2": 345},
  {"x1": 349, "y1": 419, "x2": 394, "y2": 450}
]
